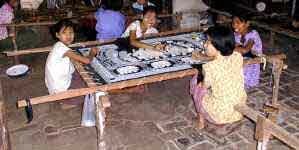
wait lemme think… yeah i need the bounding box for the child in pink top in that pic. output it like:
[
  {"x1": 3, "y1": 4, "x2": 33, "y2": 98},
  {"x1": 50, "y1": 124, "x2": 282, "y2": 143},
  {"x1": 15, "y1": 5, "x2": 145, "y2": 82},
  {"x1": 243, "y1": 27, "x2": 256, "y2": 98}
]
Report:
[{"x1": 0, "y1": 0, "x2": 17, "y2": 40}]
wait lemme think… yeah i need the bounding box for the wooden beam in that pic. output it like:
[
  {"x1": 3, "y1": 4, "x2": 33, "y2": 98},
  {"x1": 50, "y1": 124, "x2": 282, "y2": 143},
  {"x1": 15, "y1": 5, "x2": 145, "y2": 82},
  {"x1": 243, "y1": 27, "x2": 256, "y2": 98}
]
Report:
[
  {"x1": 1, "y1": 13, "x2": 181, "y2": 28},
  {"x1": 0, "y1": 21, "x2": 56, "y2": 27},
  {"x1": 2, "y1": 40, "x2": 115, "y2": 57},
  {"x1": 3, "y1": 46, "x2": 52, "y2": 56},
  {"x1": 2, "y1": 27, "x2": 205, "y2": 57},
  {"x1": 235, "y1": 104, "x2": 299, "y2": 150},
  {"x1": 17, "y1": 69, "x2": 198, "y2": 107},
  {"x1": 208, "y1": 8, "x2": 232, "y2": 17},
  {"x1": 251, "y1": 21, "x2": 299, "y2": 40}
]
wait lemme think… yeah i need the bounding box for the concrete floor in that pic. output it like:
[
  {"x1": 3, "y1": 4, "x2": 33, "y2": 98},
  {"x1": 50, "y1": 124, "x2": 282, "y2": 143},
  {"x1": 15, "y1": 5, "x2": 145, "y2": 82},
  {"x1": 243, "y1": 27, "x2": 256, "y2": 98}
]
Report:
[{"x1": 1, "y1": 33, "x2": 299, "y2": 150}]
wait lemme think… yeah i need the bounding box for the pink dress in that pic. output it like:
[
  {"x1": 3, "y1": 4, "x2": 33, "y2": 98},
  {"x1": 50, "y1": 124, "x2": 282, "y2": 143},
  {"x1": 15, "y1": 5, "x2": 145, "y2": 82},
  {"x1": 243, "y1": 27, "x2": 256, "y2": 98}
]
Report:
[
  {"x1": 0, "y1": 3, "x2": 14, "y2": 40},
  {"x1": 234, "y1": 30, "x2": 263, "y2": 88}
]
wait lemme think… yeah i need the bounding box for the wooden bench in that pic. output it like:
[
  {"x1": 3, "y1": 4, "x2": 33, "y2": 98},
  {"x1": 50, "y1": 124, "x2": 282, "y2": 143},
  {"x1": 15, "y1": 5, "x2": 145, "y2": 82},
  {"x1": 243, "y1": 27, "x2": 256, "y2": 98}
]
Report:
[{"x1": 4, "y1": 28, "x2": 296, "y2": 150}]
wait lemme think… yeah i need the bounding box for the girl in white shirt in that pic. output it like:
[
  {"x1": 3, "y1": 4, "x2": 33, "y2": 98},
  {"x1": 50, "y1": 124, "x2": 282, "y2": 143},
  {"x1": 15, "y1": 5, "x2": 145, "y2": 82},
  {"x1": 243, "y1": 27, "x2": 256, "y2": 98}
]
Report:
[
  {"x1": 122, "y1": 6, "x2": 165, "y2": 51},
  {"x1": 45, "y1": 19, "x2": 98, "y2": 98}
]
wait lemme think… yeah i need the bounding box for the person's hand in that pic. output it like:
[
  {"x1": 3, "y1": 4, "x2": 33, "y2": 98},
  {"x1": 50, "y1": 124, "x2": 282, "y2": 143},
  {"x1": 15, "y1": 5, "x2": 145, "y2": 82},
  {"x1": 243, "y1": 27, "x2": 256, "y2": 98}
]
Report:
[
  {"x1": 245, "y1": 39, "x2": 254, "y2": 49},
  {"x1": 197, "y1": 82, "x2": 203, "y2": 88},
  {"x1": 154, "y1": 43, "x2": 166, "y2": 51},
  {"x1": 90, "y1": 47, "x2": 99, "y2": 57},
  {"x1": 147, "y1": 50, "x2": 163, "y2": 58},
  {"x1": 192, "y1": 51, "x2": 214, "y2": 61},
  {"x1": 292, "y1": 20, "x2": 299, "y2": 28},
  {"x1": 192, "y1": 51, "x2": 205, "y2": 60}
]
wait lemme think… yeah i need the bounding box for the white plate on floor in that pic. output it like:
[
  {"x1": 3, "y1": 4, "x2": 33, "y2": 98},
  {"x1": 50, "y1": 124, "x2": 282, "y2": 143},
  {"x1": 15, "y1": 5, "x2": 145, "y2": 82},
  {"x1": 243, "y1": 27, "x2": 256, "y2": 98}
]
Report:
[{"x1": 6, "y1": 64, "x2": 29, "y2": 77}]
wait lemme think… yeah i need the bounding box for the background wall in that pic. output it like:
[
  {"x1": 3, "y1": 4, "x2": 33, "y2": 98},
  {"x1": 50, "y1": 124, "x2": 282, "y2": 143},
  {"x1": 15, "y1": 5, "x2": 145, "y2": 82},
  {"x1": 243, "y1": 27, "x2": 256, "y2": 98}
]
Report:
[{"x1": 172, "y1": 0, "x2": 209, "y2": 12}]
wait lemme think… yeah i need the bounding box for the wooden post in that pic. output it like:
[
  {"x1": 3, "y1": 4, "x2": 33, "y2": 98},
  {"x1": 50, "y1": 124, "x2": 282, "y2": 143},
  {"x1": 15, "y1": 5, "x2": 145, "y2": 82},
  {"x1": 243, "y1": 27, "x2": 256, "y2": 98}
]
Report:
[
  {"x1": 263, "y1": 58, "x2": 284, "y2": 123},
  {"x1": 175, "y1": 12, "x2": 182, "y2": 29},
  {"x1": 0, "y1": 102, "x2": 10, "y2": 150},
  {"x1": 0, "y1": 82, "x2": 11, "y2": 150},
  {"x1": 269, "y1": 31, "x2": 276, "y2": 48},
  {"x1": 255, "y1": 116, "x2": 271, "y2": 150},
  {"x1": 292, "y1": 0, "x2": 297, "y2": 18},
  {"x1": 263, "y1": 104, "x2": 279, "y2": 123},
  {"x1": 95, "y1": 92, "x2": 108, "y2": 150},
  {"x1": 271, "y1": 59, "x2": 284, "y2": 106},
  {"x1": 12, "y1": 25, "x2": 20, "y2": 64}
]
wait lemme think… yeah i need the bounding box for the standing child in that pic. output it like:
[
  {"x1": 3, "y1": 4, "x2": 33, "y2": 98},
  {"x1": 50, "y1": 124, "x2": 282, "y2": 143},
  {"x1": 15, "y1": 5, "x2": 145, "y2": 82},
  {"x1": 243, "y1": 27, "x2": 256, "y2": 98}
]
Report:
[
  {"x1": 232, "y1": 14, "x2": 263, "y2": 89},
  {"x1": 0, "y1": 0, "x2": 17, "y2": 51},
  {"x1": 190, "y1": 26, "x2": 247, "y2": 129},
  {"x1": 45, "y1": 19, "x2": 98, "y2": 106}
]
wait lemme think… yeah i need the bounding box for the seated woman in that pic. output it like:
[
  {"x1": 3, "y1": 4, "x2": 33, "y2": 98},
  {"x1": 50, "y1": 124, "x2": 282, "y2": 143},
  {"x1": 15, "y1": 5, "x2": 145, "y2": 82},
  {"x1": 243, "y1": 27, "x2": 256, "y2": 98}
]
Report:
[
  {"x1": 190, "y1": 26, "x2": 247, "y2": 129},
  {"x1": 122, "y1": 6, "x2": 164, "y2": 51},
  {"x1": 232, "y1": 14, "x2": 263, "y2": 89},
  {"x1": 94, "y1": 0, "x2": 125, "y2": 41}
]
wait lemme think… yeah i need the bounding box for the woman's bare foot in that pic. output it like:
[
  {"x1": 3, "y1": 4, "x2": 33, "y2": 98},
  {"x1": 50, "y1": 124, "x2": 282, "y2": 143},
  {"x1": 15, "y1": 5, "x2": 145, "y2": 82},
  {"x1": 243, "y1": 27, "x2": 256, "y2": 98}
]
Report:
[{"x1": 196, "y1": 114, "x2": 205, "y2": 130}]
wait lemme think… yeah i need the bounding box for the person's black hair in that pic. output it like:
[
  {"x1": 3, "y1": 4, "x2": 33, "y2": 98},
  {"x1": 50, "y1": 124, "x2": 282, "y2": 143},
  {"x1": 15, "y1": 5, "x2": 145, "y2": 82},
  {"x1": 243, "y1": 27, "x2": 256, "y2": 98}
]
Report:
[
  {"x1": 191, "y1": 64, "x2": 204, "y2": 83},
  {"x1": 143, "y1": 6, "x2": 157, "y2": 16},
  {"x1": 232, "y1": 13, "x2": 253, "y2": 23},
  {"x1": 205, "y1": 25, "x2": 235, "y2": 56},
  {"x1": 0, "y1": 0, "x2": 10, "y2": 8},
  {"x1": 50, "y1": 19, "x2": 74, "y2": 40},
  {"x1": 103, "y1": 0, "x2": 123, "y2": 11}
]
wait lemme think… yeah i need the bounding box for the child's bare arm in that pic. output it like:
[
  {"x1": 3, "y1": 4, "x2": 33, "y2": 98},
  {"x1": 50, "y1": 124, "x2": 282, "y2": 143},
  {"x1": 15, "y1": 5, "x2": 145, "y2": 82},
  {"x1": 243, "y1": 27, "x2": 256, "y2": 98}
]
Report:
[
  {"x1": 201, "y1": 67, "x2": 211, "y2": 89},
  {"x1": 64, "y1": 51, "x2": 92, "y2": 64},
  {"x1": 235, "y1": 40, "x2": 254, "y2": 54},
  {"x1": 129, "y1": 30, "x2": 165, "y2": 51},
  {"x1": 191, "y1": 51, "x2": 214, "y2": 61},
  {"x1": 89, "y1": 47, "x2": 99, "y2": 58},
  {"x1": 129, "y1": 30, "x2": 154, "y2": 49}
]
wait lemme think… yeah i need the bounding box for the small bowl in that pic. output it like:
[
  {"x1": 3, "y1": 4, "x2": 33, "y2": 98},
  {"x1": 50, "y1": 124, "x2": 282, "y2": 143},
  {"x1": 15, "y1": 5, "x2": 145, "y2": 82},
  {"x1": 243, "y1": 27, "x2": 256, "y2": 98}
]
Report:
[{"x1": 6, "y1": 64, "x2": 30, "y2": 78}]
